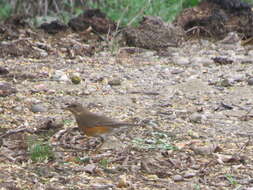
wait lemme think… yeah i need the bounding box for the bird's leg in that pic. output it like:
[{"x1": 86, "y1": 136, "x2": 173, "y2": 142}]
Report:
[{"x1": 91, "y1": 136, "x2": 105, "y2": 154}]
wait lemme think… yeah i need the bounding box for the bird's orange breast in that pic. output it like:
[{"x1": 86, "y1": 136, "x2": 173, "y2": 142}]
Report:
[{"x1": 82, "y1": 126, "x2": 112, "y2": 136}]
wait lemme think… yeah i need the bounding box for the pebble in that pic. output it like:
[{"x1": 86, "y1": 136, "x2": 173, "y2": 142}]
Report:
[
  {"x1": 70, "y1": 76, "x2": 81, "y2": 84},
  {"x1": 141, "y1": 51, "x2": 156, "y2": 57},
  {"x1": 0, "y1": 66, "x2": 9, "y2": 75},
  {"x1": 189, "y1": 113, "x2": 202, "y2": 123},
  {"x1": 219, "y1": 32, "x2": 239, "y2": 44},
  {"x1": 231, "y1": 74, "x2": 244, "y2": 82},
  {"x1": 13, "y1": 106, "x2": 23, "y2": 112},
  {"x1": 184, "y1": 172, "x2": 196, "y2": 178},
  {"x1": 108, "y1": 78, "x2": 121, "y2": 86},
  {"x1": 241, "y1": 57, "x2": 253, "y2": 64},
  {"x1": 117, "y1": 175, "x2": 128, "y2": 188},
  {"x1": 173, "y1": 57, "x2": 190, "y2": 66},
  {"x1": 247, "y1": 78, "x2": 253, "y2": 86},
  {"x1": 39, "y1": 51, "x2": 48, "y2": 57},
  {"x1": 172, "y1": 175, "x2": 184, "y2": 182},
  {"x1": 0, "y1": 82, "x2": 17, "y2": 97},
  {"x1": 84, "y1": 164, "x2": 97, "y2": 174},
  {"x1": 220, "y1": 79, "x2": 232, "y2": 87},
  {"x1": 171, "y1": 69, "x2": 184, "y2": 74},
  {"x1": 70, "y1": 72, "x2": 82, "y2": 84},
  {"x1": 191, "y1": 164, "x2": 201, "y2": 170},
  {"x1": 247, "y1": 50, "x2": 253, "y2": 56},
  {"x1": 31, "y1": 104, "x2": 47, "y2": 113},
  {"x1": 191, "y1": 57, "x2": 212, "y2": 66},
  {"x1": 51, "y1": 70, "x2": 69, "y2": 82}
]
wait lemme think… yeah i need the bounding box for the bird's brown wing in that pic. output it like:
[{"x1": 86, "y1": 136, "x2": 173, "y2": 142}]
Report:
[
  {"x1": 78, "y1": 112, "x2": 137, "y2": 128},
  {"x1": 91, "y1": 119, "x2": 137, "y2": 128},
  {"x1": 89, "y1": 115, "x2": 136, "y2": 128}
]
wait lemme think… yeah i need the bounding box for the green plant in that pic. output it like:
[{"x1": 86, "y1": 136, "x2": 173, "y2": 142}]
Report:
[
  {"x1": 99, "y1": 159, "x2": 109, "y2": 168},
  {"x1": 63, "y1": 119, "x2": 73, "y2": 125},
  {"x1": 29, "y1": 142, "x2": 54, "y2": 162},
  {"x1": 59, "y1": 11, "x2": 72, "y2": 24},
  {"x1": 0, "y1": 0, "x2": 12, "y2": 20},
  {"x1": 87, "y1": 0, "x2": 200, "y2": 26},
  {"x1": 225, "y1": 174, "x2": 238, "y2": 186},
  {"x1": 132, "y1": 132, "x2": 178, "y2": 150},
  {"x1": 245, "y1": 0, "x2": 253, "y2": 4},
  {"x1": 194, "y1": 184, "x2": 201, "y2": 190}
]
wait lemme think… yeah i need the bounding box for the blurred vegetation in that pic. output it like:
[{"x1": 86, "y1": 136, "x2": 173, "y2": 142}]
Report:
[
  {"x1": 28, "y1": 141, "x2": 54, "y2": 162},
  {"x1": 0, "y1": 0, "x2": 199, "y2": 25},
  {"x1": 87, "y1": 0, "x2": 202, "y2": 25},
  {"x1": 0, "y1": 0, "x2": 253, "y2": 25},
  {"x1": 132, "y1": 132, "x2": 178, "y2": 150}
]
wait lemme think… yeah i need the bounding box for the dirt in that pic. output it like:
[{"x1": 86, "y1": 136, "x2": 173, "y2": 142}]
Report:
[{"x1": 0, "y1": 22, "x2": 253, "y2": 190}]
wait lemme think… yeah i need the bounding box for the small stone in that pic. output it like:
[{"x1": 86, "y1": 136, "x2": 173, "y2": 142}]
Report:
[
  {"x1": 175, "y1": 110, "x2": 188, "y2": 119},
  {"x1": 200, "y1": 39, "x2": 210, "y2": 46},
  {"x1": 189, "y1": 113, "x2": 202, "y2": 123},
  {"x1": 117, "y1": 175, "x2": 129, "y2": 188},
  {"x1": 191, "y1": 164, "x2": 201, "y2": 170},
  {"x1": 84, "y1": 164, "x2": 97, "y2": 174},
  {"x1": 40, "y1": 51, "x2": 48, "y2": 57},
  {"x1": 184, "y1": 172, "x2": 196, "y2": 178},
  {"x1": 171, "y1": 69, "x2": 184, "y2": 74},
  {"x1": 247, "y1": 50, "x2": 253, "y2": 56},
  {"x1": 173, "y1": 57, "x2": 190, "y2": 66},
  {"x1": 220, "y1": 79, "x2": 232, "y2": 87},
  {"x1": 141, "y1": 51, "x2": 156, "y2": 57},
  {"x1": 51, "y1": 70, "x2": 69, "y2": 82},
  {"x1": 190, "y1": 144, "x2": 220, "y2": 155},
  {"x1": 108, "y1": 78, "x2": 121, "y2": 86},
  {"x1": 0, "y1": 67, "x2": 9, "y2": 75},
  {"x1": 13, "y1": 106, "x2": 23, "y2": 112},
  {"x1": 187, "y1": 130, "x2": 200, "y2": 138},
  {"x1": 172, "y1": 175, "x2": 184, "y2": 182},
  {"x1": 241, "y1": 57, "x2": 253, "y2": 64},
  {"x1": 219, "y1": 32, "x2": 239, "y2": 44},
  {"x1": 247, "y1": 78, "x2": 253, "y2": 86},
  {"x1": 32, "y1": 84, "x2": 49, "y2": 93},
  {"x1": 191, "y1": 57, "x2": 212, "y2": 66},
  {"x1": 70, "y1": 76, "x2": 81, "y2": 84},
  {"x1": 100, "y1": 136, "x2": 126, "y2": 150},
  {"x1": 146, "y1": 174, "x2": 159, "y2": 180},
  {"x1": 0, "y1": 82, "x2": 17, "y2": 97},
  {"x1": 231, "y1": 74, "x2": 244, "y2": 82},
  {"x1": 31, "y1": 104, "x2": 47, "y2": 113}
]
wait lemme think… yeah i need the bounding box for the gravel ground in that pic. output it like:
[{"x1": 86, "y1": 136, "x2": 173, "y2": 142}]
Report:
[{"x1": 0, "y1": 37, "x2": 253, "y2": 190}]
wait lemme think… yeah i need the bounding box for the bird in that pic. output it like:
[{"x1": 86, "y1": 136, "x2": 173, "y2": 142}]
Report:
[{"x1": 65, "y1": 102, "x2": 137, "y2": 144}]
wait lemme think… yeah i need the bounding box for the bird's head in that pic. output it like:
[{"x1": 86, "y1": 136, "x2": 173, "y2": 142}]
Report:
[{"x1": 65, "y1": 102, "x2": 86, "y2": 115}]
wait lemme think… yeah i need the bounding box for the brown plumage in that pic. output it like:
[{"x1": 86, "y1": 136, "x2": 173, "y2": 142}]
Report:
[{"x1": 65, "y1": 103, "x2": 136, "y2": 138}]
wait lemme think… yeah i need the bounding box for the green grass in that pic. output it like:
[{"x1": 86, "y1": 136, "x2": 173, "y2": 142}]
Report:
[
  {"x1": 132, "y1": 132, "x2": 178, "y2": 150},
  {"x1": 0, "y1": 0, "x2": 12, "y2": 20},
  {"x1": 99, "y1": 158, "x2": 109, "y2": 168},
  {"x1": 63, "y1": 119, "x2": 73, "y2": 125},
  {"x1": 87, "y1": 0, "x2": 199, "y2": 25},
  {"x1": 225, "y1": 174, "x2": 238, "y2": 186},
  {"x1": 28, "y1": 141, "x2": 54, "y2": 162},
  {"x1": 194, "y1": 184, "x2": 201, "y2": 190},
  {"x1": 2, "y1": 0, "x2": 253, "y2": 25}
]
